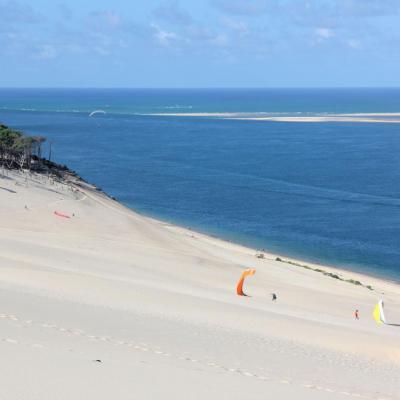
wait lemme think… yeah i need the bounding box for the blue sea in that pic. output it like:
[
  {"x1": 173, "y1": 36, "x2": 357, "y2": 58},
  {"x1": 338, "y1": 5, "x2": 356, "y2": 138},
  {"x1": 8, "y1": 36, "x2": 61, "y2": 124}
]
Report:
[{"x1": 1, "y1": 88, "x2": 400, "y2": 281}]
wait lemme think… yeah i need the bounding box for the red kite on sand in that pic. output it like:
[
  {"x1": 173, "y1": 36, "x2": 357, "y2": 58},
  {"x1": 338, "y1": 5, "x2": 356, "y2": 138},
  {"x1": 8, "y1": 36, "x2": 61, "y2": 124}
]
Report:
[{"x1": 54, "y1": 211, "x2": 71, "y2": 219}]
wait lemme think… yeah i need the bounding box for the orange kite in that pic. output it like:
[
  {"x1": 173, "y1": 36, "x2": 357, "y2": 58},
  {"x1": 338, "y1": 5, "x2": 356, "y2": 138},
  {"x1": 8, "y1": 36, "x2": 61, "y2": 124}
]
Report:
[{"x1": 236, "y1": 268, "x2": 256, "y2": 296}]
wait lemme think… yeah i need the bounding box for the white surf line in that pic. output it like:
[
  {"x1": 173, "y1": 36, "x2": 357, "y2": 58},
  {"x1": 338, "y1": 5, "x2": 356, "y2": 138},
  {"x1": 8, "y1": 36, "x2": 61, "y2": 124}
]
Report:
[{"x1": 0, "y1": 313, "x2": 392, "y2": 400}]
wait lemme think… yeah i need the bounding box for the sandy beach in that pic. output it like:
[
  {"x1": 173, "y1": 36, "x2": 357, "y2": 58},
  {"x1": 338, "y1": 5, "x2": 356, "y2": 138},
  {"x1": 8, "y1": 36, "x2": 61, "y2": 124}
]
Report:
[
  {"x1": 1, "y1": 169, "x2": 400, "y2": 400},
  {"x1": 145, "y1": 112, "x2": 400, "y2": 123}
]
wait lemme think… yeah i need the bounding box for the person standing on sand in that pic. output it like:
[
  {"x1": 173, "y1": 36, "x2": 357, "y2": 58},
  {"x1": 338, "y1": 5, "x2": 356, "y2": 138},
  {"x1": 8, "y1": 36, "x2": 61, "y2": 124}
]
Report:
[
  {"x1": 272, "y1": 293, "x2": 277, "y2": 301},
  {"x1": 354, "y1": 309, "x2": 359, "y2": 319}
]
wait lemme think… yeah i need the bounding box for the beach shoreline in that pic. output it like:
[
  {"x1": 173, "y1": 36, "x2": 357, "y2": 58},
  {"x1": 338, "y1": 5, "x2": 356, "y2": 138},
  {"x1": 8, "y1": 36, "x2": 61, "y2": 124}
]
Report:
[
  {"x1": 132, "y1": 209, "x2": 400, "y2": 287},
  {"x1": 148, "y1": 214, "x2": 400, "y2": 296},
  {"x1": 46, "y1": 167, "x2": 400, "y2": 306},
  {"x1": 6, "y1": 166, "x2": 399, "y2": 297},
  {"x1": 1, "y1": 167, "x2": 400, "y2": 399},
  {"x1": 43, "y1": 162, "x2": 397, "y2": 290}
]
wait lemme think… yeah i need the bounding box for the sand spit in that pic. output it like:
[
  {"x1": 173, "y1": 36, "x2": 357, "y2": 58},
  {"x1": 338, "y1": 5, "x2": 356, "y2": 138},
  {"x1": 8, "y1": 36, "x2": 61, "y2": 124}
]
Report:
[
  {"x1": 235, "y1": 116, "x2": 400, "y2": 123},
  {"x1": 1, "y1": 169, "x2": 400, "y2": 399},
  {"x1": 144, "y1": 112, "x2": 400, "y2": 123}
]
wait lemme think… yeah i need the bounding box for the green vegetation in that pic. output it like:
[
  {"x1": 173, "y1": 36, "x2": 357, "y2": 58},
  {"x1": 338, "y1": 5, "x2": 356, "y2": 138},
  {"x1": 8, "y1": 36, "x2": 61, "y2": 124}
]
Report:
[
  {"x1": 0, "y1": 123, "x2": 72, "y2": 179},
  {"x1": 274, "y1": 256, "x2": 373, "y2": 290},
  {"x1": 0, "y1": 124, "x2": 47, "y2": 170},
  {"x1": 345, "y1": 279, "x2": 362, "y2": 286}
]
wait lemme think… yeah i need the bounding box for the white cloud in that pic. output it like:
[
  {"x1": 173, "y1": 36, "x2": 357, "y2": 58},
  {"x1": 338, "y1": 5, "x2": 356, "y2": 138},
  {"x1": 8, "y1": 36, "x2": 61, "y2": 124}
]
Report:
[
  {"x1": 315, "y1": 27, "x2": 334, "y2": 40},
  {"x1": 151, "y1": 23, "x2": 179, "y2": 46}
]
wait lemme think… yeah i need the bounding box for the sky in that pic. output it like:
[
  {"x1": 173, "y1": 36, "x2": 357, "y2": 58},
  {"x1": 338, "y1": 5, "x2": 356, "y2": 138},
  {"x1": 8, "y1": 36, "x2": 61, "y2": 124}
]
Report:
[{"x1": 1, "y1": 0, "x2": 400, "y2": 88}]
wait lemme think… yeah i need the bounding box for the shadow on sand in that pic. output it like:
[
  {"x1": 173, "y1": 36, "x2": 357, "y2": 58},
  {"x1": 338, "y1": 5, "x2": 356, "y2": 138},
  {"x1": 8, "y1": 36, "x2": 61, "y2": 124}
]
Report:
[{"x1": 0, "y1": 186, "x2": 17, "y2": 193}]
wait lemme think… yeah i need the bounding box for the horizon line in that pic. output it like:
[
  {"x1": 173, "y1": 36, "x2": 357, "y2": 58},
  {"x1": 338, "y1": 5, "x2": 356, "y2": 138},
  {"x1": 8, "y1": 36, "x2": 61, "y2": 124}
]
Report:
[{"x1": 1, "y1": 86, "x2": 400, "y2": 90}]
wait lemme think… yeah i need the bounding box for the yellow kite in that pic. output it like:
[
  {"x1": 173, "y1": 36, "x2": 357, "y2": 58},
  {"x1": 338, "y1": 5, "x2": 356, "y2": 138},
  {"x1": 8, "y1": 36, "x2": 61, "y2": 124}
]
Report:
[{"x1": 373, "y1": 299, "x2": 387, "y2": 325}]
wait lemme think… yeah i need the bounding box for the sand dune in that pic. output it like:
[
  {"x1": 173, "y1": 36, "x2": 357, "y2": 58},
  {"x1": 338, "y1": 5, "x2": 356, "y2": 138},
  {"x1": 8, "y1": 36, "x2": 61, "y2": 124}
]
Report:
[{"x1": 1, "y1": 169, "x2": 400, "y2": 399}]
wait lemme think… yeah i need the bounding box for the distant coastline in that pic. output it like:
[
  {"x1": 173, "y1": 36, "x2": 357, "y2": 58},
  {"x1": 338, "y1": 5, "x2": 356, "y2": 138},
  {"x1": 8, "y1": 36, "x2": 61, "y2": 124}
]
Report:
[{"x1": 141, "y1": 112, "x2": 400, "y2": 124}]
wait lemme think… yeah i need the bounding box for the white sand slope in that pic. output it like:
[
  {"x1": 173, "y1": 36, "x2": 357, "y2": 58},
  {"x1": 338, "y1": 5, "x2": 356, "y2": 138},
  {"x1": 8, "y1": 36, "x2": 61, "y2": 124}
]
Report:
[{"x1": 1, "y1": 170, "x2": 400, "y2": 400}]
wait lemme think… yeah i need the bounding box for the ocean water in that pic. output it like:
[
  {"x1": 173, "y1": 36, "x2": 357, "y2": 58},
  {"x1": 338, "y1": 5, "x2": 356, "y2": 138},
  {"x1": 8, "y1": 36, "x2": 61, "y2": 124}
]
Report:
[{"x1": 1, "y1": 88, "x2": 400, "y2": 281}]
